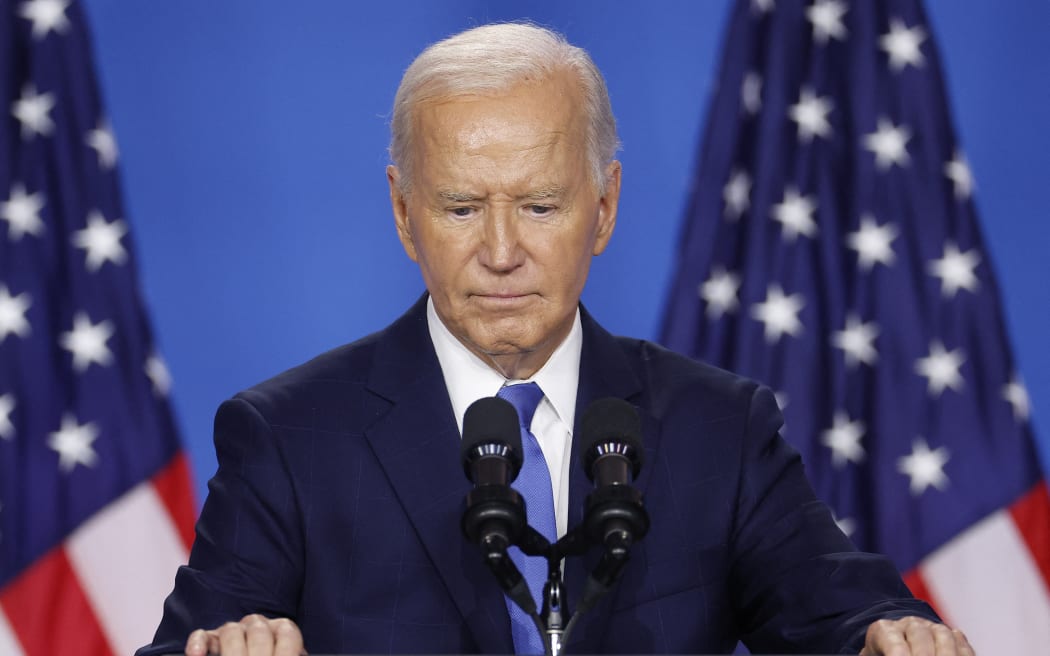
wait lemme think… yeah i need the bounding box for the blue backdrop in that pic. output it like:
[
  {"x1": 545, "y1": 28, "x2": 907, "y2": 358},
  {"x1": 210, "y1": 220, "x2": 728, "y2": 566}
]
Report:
[{"x1": 80, "y1": 0, "x2": 1050, "y2": 504}]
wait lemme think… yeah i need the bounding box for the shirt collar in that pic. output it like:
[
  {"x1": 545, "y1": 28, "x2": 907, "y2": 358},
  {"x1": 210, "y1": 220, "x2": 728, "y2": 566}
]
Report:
[{"x1": 427, "y1": 296, "x2": 581, "y2": 434}]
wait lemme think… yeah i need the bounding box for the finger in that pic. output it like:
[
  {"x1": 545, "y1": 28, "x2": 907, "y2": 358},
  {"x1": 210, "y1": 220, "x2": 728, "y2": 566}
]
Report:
[
  {"x1": 865, "y1": 618, "x2": 911, "y2": 656},
  {"x1": 269, "y1": 617, "x2": 305, "y2": 656},
  {"x1": 217, "y1": 620, "x2": 248, "y2": 656},
  {"x1": 207, "y1": 632, "x2": 224, "y2": 656},
  {"x1": 902, "y1": 618, "x2": 937, "y2": 656},
  {"x1": 185, "y1": 629, "x2": 209, "y2": 656},
  {"x1": 929, "y1": 622, "x2": 957, "y2": 655},
  {"x1": 954, "y1": 629, "x2": 976, "y2": 656},
  {"x1": 243, "y1": 614, "x2": 276, "y2": 656}
]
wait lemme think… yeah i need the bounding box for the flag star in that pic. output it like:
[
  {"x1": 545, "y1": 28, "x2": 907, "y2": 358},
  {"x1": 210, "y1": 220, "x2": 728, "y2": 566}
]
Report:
[
  {"x1": 18, "y1": 0, "x2": 71, "y2": 39},
  {"x1": 0, "y1": 285, "x2": 32, "y2": 342},
  {"x1": 699, "y1": 267, "x2": 741, "y2": 319},
  {"x1": 751, "y1": 284, "x2": 805, "y2": 343},
  {"x1": 822, "y1": 411, "x2": 866, "y2": 467},
  {"x1": 741, "y1": 72, "x2": 763, "y2": 115},
  {"x1": 47, "y1": 413, "x2": 100, "y2": 472},
  {"x1": 806, "y1": 0, "x2": 848, "y2": 44},
  {"x1": 72, "y1": 210, "x2": 128, "y2": 271},
  {"x1": 915, "y1": 340, "x2": 965, "y2": 396},
  {"x1": 145, "y1": 353, "x2": 173, "y2": 396},
  {"x1": 880, "y1": 18, "x2": 926, "y2": 71},
  {"x1": 789, "y1": 87, "x2": 834, "y2": 142},
  {"x1": 897, "y1": 438, "x2": 950, "y2": 496},
  {"x1": 11, "y1": 84, "x2": 56, "y2": 139},
  {"x1": 751, "y1": 0, "x2": 775, "y2": 14},
  {"x1": 771, "y1": 186, "x2": 818, "y2": 241},
  {"x1": 864, "y1": 118, "x2": 911, "y2": 170},
  {"x1": 1002, "y1": 375, "x2": 1030, "y2": 422},
  {"x1": 0, "y1": 394, "x2": 14, "y2": 440},
  {"x1": 944, "y1": 150, "x2": 974, "y2": 200},
  {"x1": 60, "y1": 312, "x2": 114, "y2": 372},
  {"x1": 1, "y1": 183, "x2": 46, "y2": 240},
  {"x1": 833, "y1": 513, "x2": 857, "y2": 538},
  {"x1": 723, "y1": 169, "x2": 752, "y2": 220},
  {"x1": 846, "y1": 214, "x2": 897, "y2": 271},
  {"x1": 86, "y1": 121, "x2": 119, "y2": 169},
  {"x1": 832, "y1": 314, "x2": 879, "y2": 367},
  {"x1": 928, "y1": 242, "x2": 980, "y2": 297}
]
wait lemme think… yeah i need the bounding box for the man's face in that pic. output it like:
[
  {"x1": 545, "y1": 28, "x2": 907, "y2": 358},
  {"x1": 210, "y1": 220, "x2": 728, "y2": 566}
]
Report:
[{"x1": 388, "y1": 71, "x2": 621, "y2": 379}]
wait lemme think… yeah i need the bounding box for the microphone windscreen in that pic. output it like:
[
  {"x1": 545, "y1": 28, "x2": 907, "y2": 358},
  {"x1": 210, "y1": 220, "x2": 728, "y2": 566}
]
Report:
[
  {"x1": 461, "y1": 396, "x2": 523, "y2": 462},
  {"x1": 580, "y1": 397, "x2": 643, "y2": 468}
]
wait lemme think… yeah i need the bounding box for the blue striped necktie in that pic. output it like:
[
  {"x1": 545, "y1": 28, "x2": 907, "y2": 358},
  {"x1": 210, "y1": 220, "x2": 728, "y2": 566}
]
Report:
[{"x1": 497, "y1": 382, "x2": 555, "y2": 655}]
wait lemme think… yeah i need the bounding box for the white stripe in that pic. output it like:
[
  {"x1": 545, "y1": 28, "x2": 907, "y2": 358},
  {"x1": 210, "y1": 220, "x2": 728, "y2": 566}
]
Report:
[
  {"x1": 921, "y1": 509, "x2": 1050, "y2": 655},
  {"x1": 66, "y1": 480, "x2": 188, "y2": 656},
  {"x1": 0, "y1": 607, "x2": 26, "y2": 656}
]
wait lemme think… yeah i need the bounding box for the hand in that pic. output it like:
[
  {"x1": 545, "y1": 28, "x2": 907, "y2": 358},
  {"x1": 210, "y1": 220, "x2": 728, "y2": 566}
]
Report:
[
  {"x1": 184, "y1": 614, "x2": 305, "y2": 656},
  {"x1": 860, "y1": 616, "x2": 974, "y2": 655}
]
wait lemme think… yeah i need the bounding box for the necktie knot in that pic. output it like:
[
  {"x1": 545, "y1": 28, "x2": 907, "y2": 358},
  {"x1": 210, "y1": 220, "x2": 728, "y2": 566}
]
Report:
[{"x1": 497, "y1": 382, "x2": 544, "y2": 430}]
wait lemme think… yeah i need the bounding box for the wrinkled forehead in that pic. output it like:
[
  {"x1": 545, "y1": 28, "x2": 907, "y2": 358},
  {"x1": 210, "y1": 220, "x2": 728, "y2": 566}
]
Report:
[
  {"x1": 415, "y1": 73, "x2": 587, "y2": 147},
  {"x1": 405, "y1": 79, "x2": 591, "y2": 196}
]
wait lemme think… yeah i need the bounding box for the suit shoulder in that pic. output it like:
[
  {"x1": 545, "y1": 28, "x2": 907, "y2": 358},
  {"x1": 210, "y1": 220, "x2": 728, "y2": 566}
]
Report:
[
  {"x1": 229, "y1": 328, "x2": 385, "y2": 420},
  {"x1": 615, "y1": 336, "x2": 766, "y2": 412}
]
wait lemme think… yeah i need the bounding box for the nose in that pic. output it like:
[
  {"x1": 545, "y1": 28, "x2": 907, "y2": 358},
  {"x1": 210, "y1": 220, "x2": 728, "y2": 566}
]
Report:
[{"x1": 478, "y1": 205, "x2": 525, "y2": 273}]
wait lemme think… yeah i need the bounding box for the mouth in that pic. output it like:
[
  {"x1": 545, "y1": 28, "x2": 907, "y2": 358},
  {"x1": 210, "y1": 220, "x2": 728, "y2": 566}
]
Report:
[{"x1": 471, "y1": 292, "x2": 535, "y2": 306}]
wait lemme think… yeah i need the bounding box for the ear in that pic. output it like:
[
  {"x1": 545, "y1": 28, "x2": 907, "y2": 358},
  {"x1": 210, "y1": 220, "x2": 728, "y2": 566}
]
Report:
[
  {"x1": 387, "y1": 165, "x2": 419, "y2": 262},
  {"x1": 592, "y1": 160, "x2": 621, "y2": 256}
]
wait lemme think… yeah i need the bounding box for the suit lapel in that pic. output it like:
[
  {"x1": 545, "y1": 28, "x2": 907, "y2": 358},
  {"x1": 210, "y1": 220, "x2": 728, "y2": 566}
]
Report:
[
  {"x1": 563, "y1": 307, "x2": 663, "y2": 653},
  {"x1": 361, "y1": 296, "x2": 512, "y2": 654}
]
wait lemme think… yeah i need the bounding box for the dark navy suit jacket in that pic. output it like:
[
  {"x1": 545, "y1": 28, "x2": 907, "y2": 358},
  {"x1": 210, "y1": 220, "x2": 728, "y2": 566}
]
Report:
[{"x1": 139, "y1": 296, "x2": 935, "y2": 655}]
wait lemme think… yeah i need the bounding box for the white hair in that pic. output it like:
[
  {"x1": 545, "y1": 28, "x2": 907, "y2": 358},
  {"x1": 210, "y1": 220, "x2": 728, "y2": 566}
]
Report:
[{"x1": 389, "y1": 22, "x2": 621, "y2": 194}]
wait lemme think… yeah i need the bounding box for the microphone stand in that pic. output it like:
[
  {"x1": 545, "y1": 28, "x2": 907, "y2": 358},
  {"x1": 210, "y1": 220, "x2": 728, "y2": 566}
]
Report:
[{"x1": 481, "y1": 489, "x2": 648, "y2": 656}]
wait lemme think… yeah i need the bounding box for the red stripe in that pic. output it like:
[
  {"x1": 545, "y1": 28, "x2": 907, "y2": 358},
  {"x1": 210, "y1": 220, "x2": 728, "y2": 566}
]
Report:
[
  {"x1": 1009, "y1": 479, "x2": 1050, "y2": 590},
  {"x1": 902, "y1": 568, "x2": 946, "y2": 620},
  {"x1": 151, "y1": 451, "x2": 197, "y2": 551},
  {"x1": 0, "y1": 547, "x2": 112, "y2": 656}
]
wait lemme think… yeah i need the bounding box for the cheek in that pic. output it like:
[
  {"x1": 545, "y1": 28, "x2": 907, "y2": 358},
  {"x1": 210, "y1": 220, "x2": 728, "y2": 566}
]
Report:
[
  {"x1": 412, "y1": 227, "x2": 478, "y2": 288},
  {"x1": 544, "y1": 234, "x2": 596, "y2": 287}
]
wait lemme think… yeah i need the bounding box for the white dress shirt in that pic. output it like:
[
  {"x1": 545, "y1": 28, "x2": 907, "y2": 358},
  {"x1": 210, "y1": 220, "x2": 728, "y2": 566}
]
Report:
[{"x1": 427, "y1": 297, "x2": 580, "y2": 539}]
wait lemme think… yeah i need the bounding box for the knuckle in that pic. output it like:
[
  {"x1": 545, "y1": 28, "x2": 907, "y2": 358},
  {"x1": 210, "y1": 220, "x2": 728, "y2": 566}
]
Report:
[{"x1": 271, "y1": 618, "x2": 298, "y2": 634}]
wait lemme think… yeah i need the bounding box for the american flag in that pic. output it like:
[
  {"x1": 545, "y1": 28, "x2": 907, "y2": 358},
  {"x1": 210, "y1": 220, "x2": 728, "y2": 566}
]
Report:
[
  {"x1": 661, "y1": 0, "x2": 1050, "y2": 653},
  {"x1": 0, "y1": 1, "x2": 195, "y2": 654}
]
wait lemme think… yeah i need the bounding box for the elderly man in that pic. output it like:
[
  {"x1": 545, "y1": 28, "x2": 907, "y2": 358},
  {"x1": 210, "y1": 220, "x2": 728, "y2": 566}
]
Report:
[{"x1": 139, "y1": 23, "x2": 974, "y2": 656}]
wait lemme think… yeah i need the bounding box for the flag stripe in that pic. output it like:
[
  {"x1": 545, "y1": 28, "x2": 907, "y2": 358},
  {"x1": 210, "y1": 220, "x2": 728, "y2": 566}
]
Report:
[
  {"x1": 66, "y1": 478, "x2": 189, "y2": 656},
  {"x1": 152, "y1": 452, "x2": 197, "y2": 551},
  {"x1": 920, "y1": 507, "x2": 1050, "y2": 655},
  {"x1": 0, "y1": 549, "x2": 113, "y2": 656},
  {"x1": 1009, "y1": 480, "x2": 1050, "y2": 587},
  {"x1": 1, "y1": 3, "x2": 197, "y2": 653},
  {"x1": 0, "y1": 607, "x2": 26, "y2": 656}
]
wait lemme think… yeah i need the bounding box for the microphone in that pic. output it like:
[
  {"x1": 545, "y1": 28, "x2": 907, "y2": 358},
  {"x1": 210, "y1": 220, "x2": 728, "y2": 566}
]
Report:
[
  {"x1": 461, "y1": 396, "x2": 523, "y2": 488},
  {"x1": 575, "y1": 398, "x2": 650, "y2": 611},
  {"x1": 581, "y1": 398, "x2": 643, "y2": 488},
  {"x1": 460, "y1": 396, "x2": 525, "y2": 551},
  {"x1": 460, "y1": 396, "x2": 538, "y2": 616},
  {"x1": 579, "y1": 398, "x2": 649, "y2": 552}
]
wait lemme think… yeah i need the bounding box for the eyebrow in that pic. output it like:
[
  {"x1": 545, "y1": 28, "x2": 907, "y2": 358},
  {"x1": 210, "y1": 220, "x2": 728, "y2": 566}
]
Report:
[
  {"x1": 437, "y1": 190, "x2": 482, "y2": 202},
  {"x1": 436, "y1": 187, "x2": 567, "y2": 203},
  {"x1": 521, "y1": 186, "x2": 566, "y2": 201}
]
